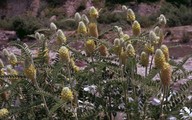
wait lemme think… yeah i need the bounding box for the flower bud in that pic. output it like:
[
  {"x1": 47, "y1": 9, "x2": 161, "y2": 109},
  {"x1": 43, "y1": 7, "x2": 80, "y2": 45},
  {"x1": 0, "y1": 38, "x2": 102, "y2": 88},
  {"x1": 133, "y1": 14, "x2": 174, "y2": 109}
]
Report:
[
  {"x1": 132, "y1": 20, "x2": 141, "y2": 36},
  {"x1": 85, "y1": 39, "x2": 96, "y2": 56},
  {"x1": 160, "y1": 62, "x2": 171, "y2": 86},
  {"x1": 126, "y1": 44, "x2": 135, "y2": 57},
  {"x1": 122, "y1": 5, "x2": 128, "y2": 12},
  {"x1": 0, "y1": 59, "x2": 4, "y2": 68},
  {"x1": 3, "y1": 49, "x2": 9, "y2": 58},
  {"x1": 56, "y1": 29, "x2": 66, "y2": 45},
  {"x1": 73, "y1": 65, "x2": 80, "y2": 72},
  {"x1": 77, "y1": 21, "x2": 87, "y2": 34},
  {"x1": 88, "y1": 22, "x2": 98, "y2": 38},
  {"x1": 154, "y1": 26, "x2": 160, "y2": 35},
  {"x1": 160, "y1": 45, "x2": 169, "y2": 62},
  {"x1": 61, "y1": 87, "x2": 73, "y2": 102},
  {"x1": 74, "y1": 12, "x2": 81, "y2": 22},
  {"x1": 59, "y1": 46, "x2": 70, "y2": 63},
  {"x1": 89, "y1": 6, "x2": 99, "y2": 19},
  {"x1": 40, "y1": 34, "x2": 45, "y2": 41},
  {"x1": 127, "y1": 9, "x2": 135, "y2": 22},
  {"x1": 98, "y1": 45, "x2": 108, "y2": 56},
  {"x1": 82, "y1": 14, "x2": 89, "y2": 25},
  {"x1": 149, "y1": 31, "x2": 159, "y2": 45},
  {"x1": 114, "y1": 38, "x2": 120, "y2": 46},
  {"x1": 158, "y1": 14, "x2": 167, "y2": 26},
  {"x1": 144, "y1": 43, "x2": 154, "y2": 55},
  {"x1": 9, "y1": 53, "x2": 17, "y2": 67},
  {"x1": 7, "y1": 67, "x2": 18, "y2": 83},
  {"x1": 50, "y1": 22, "x2": 57, "y2": 31},
  {"x1": 140, "y1": 51, "x2": 149, "y2": 67},
  {"x1": 122, "y1": 34, "x2": 130, "y2": 41},
  {"x1": 154, "y1": 49, "x2": 165, "y2": 69},
  {"x1": 35, "y1": 32, "x2": 41, "y2": 40}
]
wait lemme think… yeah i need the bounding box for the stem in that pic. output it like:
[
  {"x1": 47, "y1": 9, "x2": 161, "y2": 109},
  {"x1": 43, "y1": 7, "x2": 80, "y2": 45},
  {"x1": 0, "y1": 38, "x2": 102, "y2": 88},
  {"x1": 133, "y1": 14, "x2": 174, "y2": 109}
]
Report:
[
  {"x1": 34, "y1": 78, "x2": 52, "y2": 119},
  {"x1": 149, "y1": 55, "x2": 154, "y2": 72},
  {"x1": 67, "y1": 64, "x2": 78, "y2": 120},
  {"x1": 160, "y1": 86, "x2": 166, "y2": 120},
  {"x1": 121, "y1": 66, "x2": 130, "y2": 120},
  {"x1": 145, "y1": 66, "x2": 148, "y2": 77},
  {"x1": 91, "y1": 56, "x2": 96, "y2": 73}
]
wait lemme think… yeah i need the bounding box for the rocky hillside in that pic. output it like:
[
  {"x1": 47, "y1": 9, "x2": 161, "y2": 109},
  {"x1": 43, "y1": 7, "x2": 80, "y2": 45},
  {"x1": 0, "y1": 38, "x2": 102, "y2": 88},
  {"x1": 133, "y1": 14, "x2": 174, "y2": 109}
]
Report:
[{"x1": 0, "y1": 0, "x2": 40, "y2": 18}]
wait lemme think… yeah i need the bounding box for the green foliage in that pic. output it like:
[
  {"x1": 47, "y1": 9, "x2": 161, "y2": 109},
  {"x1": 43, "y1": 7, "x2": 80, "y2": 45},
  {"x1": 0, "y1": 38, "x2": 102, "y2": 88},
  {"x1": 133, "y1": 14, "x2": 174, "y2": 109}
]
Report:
[
  {"x1": 159, "y1": 3, "x2": 192, "y2": 27},
  {"x1": 166, "y1": 0, "x2": 192, "y2": 6},
  {"x1": 0, "y1": 5, "x2": 192, "y2": 120},
  {"x1": 11, "y1": 16, "x2": 42, "y2": 38}
]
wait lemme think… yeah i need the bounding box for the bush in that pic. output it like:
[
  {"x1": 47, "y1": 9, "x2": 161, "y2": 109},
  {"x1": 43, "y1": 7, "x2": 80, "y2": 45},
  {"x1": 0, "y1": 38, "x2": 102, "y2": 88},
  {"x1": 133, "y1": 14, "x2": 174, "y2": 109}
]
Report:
[
  {"x1": 159, "y1": 3, "x2": 192, "y2": 27},
  {"x1": 0, "y1": 19, "x2": 12, "y2": 30},
  {"x1": 166, "y1": 0, "x2": 191, "y2": 6},
  {"x1": 11, "y1": 16, "x2": 42, "y2": 38}
]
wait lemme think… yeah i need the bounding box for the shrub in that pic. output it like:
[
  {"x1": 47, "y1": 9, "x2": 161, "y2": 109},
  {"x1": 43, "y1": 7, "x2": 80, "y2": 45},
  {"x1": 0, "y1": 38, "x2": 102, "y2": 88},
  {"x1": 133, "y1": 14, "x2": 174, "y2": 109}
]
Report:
[
  {"x1": 159, "y1": 2, "x2": 192, "y2": 27},
  {"x1": 11, "y1": 16, "x2": 42, "y2": 38}
]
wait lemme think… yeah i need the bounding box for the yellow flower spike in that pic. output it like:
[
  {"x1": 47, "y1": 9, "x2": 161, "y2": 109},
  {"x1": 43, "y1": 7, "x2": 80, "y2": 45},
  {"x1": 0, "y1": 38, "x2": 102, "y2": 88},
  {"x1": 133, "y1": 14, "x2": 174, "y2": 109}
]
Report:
[
  {"x1": 82, "y1": 14, "x2": 89, "y2": 25},
  {"x1": 160, "y1": 62, "x2": 171, "y2": 86},
  {"x1": 119, "y1": 50, "x2": 128, "y2": 65},
  {"x1": 158, "y1": 14, "x2": 167, "y2": 26},
  {"x1": 144, "y1": 43, "x2": 154, "y2": 55},
  {"x1": 50, "y1": 22, "x2": 57, "y2": 31},
  {"x1": 73, "y1": 65, "x2": 80, "y2": 72},
  {"x1": 154, "y1": 49, "x2": 166, "y2": 69},
  {"x1": 89, "y1": 6, "x2": 99, "y2": 19},
  {"x1": 160, "y1": 45, "x2": 169, "y2": 62},
  {"x1": 9, "y1": 53, "x2": 17, "y2": 67},
  {"x1": 0, "y1": 59, "x2": 4, "y2": 68},
  {"x1": 61, "y1": 87, "x2": 73, "y2": 102},
  {"x1": 77, "y1": 21, "x2": 87, "y2": 35},
  {"x1": 113, "y1": 46, "x2": 122, "y2": 56},
  {"x1": 132, "y1": 20, "x2": 141, "y2": 36},
  {"x1": 88, "y1": 22, "x2": 98, "y2": 38},
  {"x1": 126, "y1": 44, "x2": 135, "y2": 57},
  {"x1": 85, "y1": 39, "x2": 96, "y2": 56},
  {"x1": 127, "y1": 9, "x2": 135, "y2": 22},
  {"x1": 98, "y1": 44, "x2": 108, "y2": 56},
  {"x1": 3, "y1": 49, "x2": 9, "y2": 58},
  {"x1": 70, "y1": 58, "x2": 75, "y2": 68},
  {"x1": 140, "y1": 51, "x2": 149, "y2": 67},
  {"x1": 56, "y1": 29, "x2": 67, "y2": 45},
  {"x1": 24, "y1": 63, "x2": 36, "y2": 83},
  {"x1": 122, "y1": 34, "x2": 130, "y2": 41},
  {"x1": 59, "y1": 46, "x2": 70, "y2": 63},
  {"x1": 0, "y1": 108, "x2": 9, "y2": 118},
  {"x1": 149, "y1": 31, "x2": 159, "y2": 45},
  {"x1": 74, "y1": 12, "x2": 81, "y2": 22}
]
